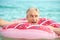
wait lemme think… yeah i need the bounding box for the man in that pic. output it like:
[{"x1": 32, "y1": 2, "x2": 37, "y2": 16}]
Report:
[{"x1": 0, "y1": 7, "x2": 60, "y2": 35}]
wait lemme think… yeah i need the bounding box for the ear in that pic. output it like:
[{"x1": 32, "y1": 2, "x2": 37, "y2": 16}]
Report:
[{"x1": 26, "y1": 15, "x2": 28, "y2": 19}]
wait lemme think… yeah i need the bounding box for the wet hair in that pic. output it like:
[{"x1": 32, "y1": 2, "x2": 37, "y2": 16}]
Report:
[{"x1": 26, "y1": 7, "x2": 39, "y2": 13}]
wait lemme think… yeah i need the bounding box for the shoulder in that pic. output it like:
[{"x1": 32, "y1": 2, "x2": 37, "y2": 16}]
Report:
[{"x1": 38, "y1": 17, "x2": 56, "y2": 25}]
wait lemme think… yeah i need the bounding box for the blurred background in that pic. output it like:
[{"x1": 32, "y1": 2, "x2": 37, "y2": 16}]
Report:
[
  {"x1": 0, "y1": 0, "x2": 60, "y2": 40},
  {"x1": 0, "y1": 0, "x2": 60, "y2": 22}
]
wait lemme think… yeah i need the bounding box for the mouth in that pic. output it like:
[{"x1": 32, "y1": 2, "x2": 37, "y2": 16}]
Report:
[{"x1": 32, "y1": 22, "x2": 37, "y2": 24}]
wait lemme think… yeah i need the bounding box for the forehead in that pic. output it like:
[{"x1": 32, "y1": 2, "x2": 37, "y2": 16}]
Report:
[{"x1": 27, "y1": 10, "x2": 39, "y2": 15}]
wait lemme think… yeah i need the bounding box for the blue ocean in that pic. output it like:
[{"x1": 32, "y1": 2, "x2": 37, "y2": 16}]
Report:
[{"x1": 0, "y1": 0, "x2": 60, "y2": 40}]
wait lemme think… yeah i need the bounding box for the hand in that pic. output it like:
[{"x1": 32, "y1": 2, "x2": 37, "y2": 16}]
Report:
[{"x1": 48, "y1": 25, "x2": 55, "y2": 30}]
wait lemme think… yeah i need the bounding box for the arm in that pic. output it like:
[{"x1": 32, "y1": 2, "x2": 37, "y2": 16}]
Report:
[
  {"x1": 53, "y1": 28, "x2": 60, "y2": 35},
  {"x1": 48, "y1": 26, "x2": 60, "y2": 35},
  {"x1": 0, "y1": 19, "x2": 12, "y2": 27},
  {"x1": 43, "y1": 18, "x2": 60, "y2": 35},
  {"x1": 0, "y1": 19, "x2": 22, "y2": 27}
]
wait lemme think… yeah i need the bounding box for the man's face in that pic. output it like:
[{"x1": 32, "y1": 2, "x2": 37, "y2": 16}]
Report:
[{"x1": 26, "y1": 10, "x2": 39, "y2": 24}]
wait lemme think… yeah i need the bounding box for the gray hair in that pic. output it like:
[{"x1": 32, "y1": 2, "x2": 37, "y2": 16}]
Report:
[{"x1": 26, "y1": 7, "x2": 39, "y2": 13}]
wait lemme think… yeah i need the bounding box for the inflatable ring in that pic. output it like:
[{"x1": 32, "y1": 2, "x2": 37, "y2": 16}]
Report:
[
  {"x1": 0, "y1": 23, "x2": 57, "y2": 39},
  {"x1": 0, "y1": 18, "x2": 59, "y2": 39}
]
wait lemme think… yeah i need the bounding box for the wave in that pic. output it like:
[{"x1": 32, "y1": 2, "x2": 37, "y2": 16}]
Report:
[{"x1": 0, "y1": 5, "x2": 17, "y2": 8}]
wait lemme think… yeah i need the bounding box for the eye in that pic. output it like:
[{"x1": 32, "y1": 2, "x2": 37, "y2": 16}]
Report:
[{"x1": 30, "y1": 15, "x2": 33, "y2": 17}]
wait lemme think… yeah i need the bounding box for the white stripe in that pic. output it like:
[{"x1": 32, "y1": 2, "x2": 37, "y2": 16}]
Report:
[
  {"x1": 5, "y1": 23, "x2": 23, "y2": 29},
  {"x1": 27, "y1": 25, "x2": 40, "y2": 28},
  {"x1": 39, "y1": 18, "x2": 48, "y2": 26},
  {"x1": 49, "y1": 23, "x2": 60, "y2": 28},
  {"x1": 14, "y1": 23, "x2": 24, "y2": 29},
  {"x1": 5, "y1": 24, "x2": 13, "y2": 29},
  {"x1": 49, "y1": 23, "x2": 56, "y2": 25}
]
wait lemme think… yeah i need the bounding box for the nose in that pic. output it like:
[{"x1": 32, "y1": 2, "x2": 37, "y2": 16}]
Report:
[{"x1": 33, "y1": 17, "x2": 36, "y2": 21}]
